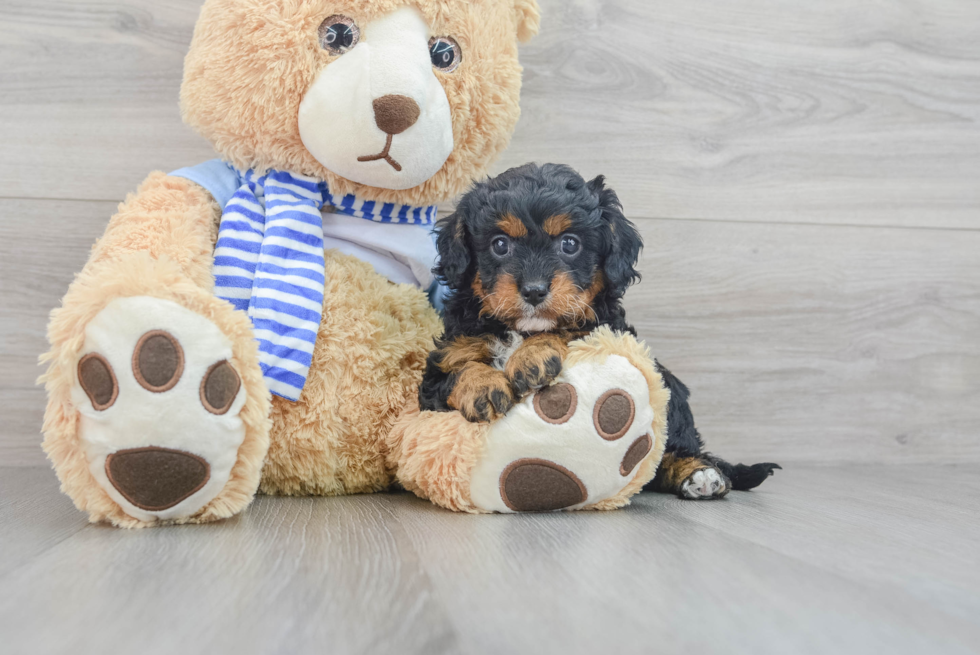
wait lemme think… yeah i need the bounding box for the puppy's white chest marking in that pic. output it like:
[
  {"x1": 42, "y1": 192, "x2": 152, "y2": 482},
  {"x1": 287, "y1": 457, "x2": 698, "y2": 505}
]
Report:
[
  {"x1": 491, "y1": 332, "x2": 524, "y2": 371},
  {"x1": 516, "y1": 316, "x2": 557, "y2": 332}
]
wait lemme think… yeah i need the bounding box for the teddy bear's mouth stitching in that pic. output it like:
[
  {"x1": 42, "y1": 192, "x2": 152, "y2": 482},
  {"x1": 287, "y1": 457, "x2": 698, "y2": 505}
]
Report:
[{"x1": 357, "y1": 134, "x2": 403, "y2": 172}]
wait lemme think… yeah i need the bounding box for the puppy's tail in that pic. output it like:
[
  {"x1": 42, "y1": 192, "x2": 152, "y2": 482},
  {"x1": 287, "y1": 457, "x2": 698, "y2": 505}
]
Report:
[{"x1": 707, "y1": 454, "x2": 781, "y2": 491}]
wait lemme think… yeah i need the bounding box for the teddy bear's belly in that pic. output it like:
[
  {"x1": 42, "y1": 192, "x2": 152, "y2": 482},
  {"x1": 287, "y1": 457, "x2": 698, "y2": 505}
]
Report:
[{"x1": 260, "y1": 250, "x2": 444, "y2": 496}]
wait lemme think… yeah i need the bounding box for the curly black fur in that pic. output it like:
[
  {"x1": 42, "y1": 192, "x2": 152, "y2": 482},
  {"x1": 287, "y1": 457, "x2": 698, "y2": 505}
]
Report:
[
  {"x1": 418, "y1": 163, "x2": 779, "y2": 496},
  {"x1": 433, "y1": 162, "x2": 641, "y2": 338}
]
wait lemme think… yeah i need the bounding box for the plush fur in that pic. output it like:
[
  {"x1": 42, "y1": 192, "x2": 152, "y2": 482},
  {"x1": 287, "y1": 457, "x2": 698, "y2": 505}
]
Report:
[
  {"x1": 566, "y1": 328, "x2": 669, "y2": 510},
  {"x1": 386, "y1": 398, "x2": 492, "y2": 512},
  {"x1": 419, "y1": 163, "x2": 643, "y2": 419},
  {"x1": 389, "y1": 326, "x2": 670, "y2": 513},
  {"x1": 182, "y1": 0, "x2": 539, "y2": 207},
  {"x1": 42, "y1": 0, "x2": 541, "y2": 526},
  {"x1": 41, "y1": 175, "x2": 271, "y2": 527},
  {"x1": 419, "y1": 163, "x2": 780, "y2": 499},
  {"x1": 261, "y1": 251, "x2": 442, "y2": 496}
]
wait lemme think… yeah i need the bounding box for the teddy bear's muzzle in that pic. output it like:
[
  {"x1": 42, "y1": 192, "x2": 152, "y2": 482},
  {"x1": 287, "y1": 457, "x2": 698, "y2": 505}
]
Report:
[{"x1": 104, "y1": 447, "x2": 212, "y2": 512}]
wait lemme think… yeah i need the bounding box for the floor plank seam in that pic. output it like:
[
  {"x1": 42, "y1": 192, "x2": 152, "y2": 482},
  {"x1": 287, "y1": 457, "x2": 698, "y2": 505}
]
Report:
[{"x1": 4, "y1": 195, "x2": 979, "y2": 234}]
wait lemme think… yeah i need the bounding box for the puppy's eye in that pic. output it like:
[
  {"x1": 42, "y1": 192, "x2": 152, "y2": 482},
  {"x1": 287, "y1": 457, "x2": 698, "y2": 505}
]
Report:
[
  {"x1": 319, "y1": 15, "x2": 359, "y2": 54},
  {"x1": 491, "y1": 236, "x2": 511, "y2": 257},
  {"x1": 429, "y1": 37, "x2": 462, "y2": 72},
  {"x1": 560, "y1": 235, "x2": 582, "y2": 256}
]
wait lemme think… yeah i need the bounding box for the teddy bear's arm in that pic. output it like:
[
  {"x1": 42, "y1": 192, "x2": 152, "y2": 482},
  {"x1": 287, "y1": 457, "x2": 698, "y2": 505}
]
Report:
[{"x1": 89, "y1": 174, "x2": 222, "y2": 287}]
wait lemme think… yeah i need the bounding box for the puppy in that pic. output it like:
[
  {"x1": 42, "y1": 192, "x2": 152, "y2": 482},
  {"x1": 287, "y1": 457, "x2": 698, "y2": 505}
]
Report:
[{"x1": 419, "y1": 163, "x2": 779, "y2": 499}]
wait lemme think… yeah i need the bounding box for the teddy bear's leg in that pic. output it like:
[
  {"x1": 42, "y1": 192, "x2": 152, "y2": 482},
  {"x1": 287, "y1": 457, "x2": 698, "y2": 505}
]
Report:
[
  {"x1": 390, "y1": 328, "x2": 671, "y2": 513},
  {"x1": 42, "y1": 173, "x2": 271, "y2": 527},
  {"x1": 387, "y1": 398, "x2": 492, "y2": 513},
  {"x1": 258, "y1": 251, "x2": 443, "y2": 497}
]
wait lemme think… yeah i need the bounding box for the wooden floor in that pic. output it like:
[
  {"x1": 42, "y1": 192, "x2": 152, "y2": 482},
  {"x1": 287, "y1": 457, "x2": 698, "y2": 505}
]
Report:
[
  {"x1": 1, "y1": 2, "x2": 978, "y2": 653},
  {"x1": 1, "y1": 464, "x2": 978, "y2": 655}
]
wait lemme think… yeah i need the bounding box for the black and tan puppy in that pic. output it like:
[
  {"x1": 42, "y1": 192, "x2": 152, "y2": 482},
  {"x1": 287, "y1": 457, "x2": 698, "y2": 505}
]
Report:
[{"x1": 419, "y1": 163, "x2": 779, "y2": 499}]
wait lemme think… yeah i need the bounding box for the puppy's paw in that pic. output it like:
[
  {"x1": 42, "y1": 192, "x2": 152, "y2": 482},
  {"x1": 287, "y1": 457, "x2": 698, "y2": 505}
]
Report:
[
  {"x1": 679, "y1": 467, "x2": 730, "y2": 500},
  {"x1": 449, "y1": 367, "x2": 515, "y2": 423},
  {"x1": 505, "y1": 340, "x2": 565, "y2": 397}
]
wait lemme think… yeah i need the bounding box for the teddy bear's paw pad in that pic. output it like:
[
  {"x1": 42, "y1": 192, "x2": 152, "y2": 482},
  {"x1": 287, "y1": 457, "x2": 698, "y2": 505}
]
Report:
[
  {"x1": 201, "y1": 361, "x2": 242, "y2": 415},
  {"x1": 78, "y1": 353, "x2": 119, "y2": 410},
  {"x1": 469, "y1": 354, "x2": 657, "y2": 513},
  {"x1": 500, "y1": 458, "x2": 587, "y2": 511},
  {"x1": 620, "y1": 435, "x2": 653, "y2": 476},
  {"x1": 105, "y1": 448, "x2": 210, "y2": 511},
  {"x1": 71, "y1": 296, "x2": 247, "y2": 522},
  {"x1": 680, "y1": 467, "x2": 730, "y2": 500},
  {"x1": 532, "y1": 382, "x2": 577, "y2": 424},
  {"x1": 593, "y1": 389, "x2": 636, "y2": 440}
]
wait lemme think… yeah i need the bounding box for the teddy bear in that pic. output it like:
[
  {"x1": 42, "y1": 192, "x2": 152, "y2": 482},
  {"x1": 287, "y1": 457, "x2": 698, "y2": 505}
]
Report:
[
  {"x1": 42, "y1": 0, "x2": 542, "y2": 527},
  {"x1": 41, "y1": 0, "x2": 679, "y2": 526}
]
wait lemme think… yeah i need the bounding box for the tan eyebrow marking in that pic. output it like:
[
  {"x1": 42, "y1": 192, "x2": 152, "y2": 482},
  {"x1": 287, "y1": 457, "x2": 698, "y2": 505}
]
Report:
[
  {"x1": 497, "y1": 213, "x2": 528, "y2": 238},
  {"x1": 543, "y1": 214, "x2": 572, "y2": 236}
]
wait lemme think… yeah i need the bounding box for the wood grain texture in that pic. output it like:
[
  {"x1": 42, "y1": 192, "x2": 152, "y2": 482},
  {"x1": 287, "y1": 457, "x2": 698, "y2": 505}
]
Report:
[
  {"x1": 1, "y1": 1, "x2": 978, "y2": 228},
  {"x1": 503, "y1": 0, "x2": 980, "y2": 227},
  {"x1": 4, "y1": 198, "x2": 978, "y2": 466},
  {"x1": 0, "y1": 1, "x2": 214, "y2": 202},
  {"x1": 1, "y1": 465, "x2": 978, "y2": 655},
  {"x1": 0, "y1": 199, "x2": 115, "y2": 466},
  {"x1": 625, "y1": 218, "x2": 980, "y2": 465}
]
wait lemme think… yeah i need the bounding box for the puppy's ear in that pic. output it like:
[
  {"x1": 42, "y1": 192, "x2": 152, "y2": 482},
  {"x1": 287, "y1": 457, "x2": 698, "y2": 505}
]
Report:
[
  {"x1": 434, "y1": 212, "x2": 472, "y2": 290},
  {"x1": 588, "y1": 175, "x2": 642, "y2": 298}
]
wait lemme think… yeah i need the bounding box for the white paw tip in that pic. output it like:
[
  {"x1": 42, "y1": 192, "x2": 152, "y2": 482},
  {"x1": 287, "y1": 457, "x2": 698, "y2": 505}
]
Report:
[{"x1": 681, "y1": 467, "x2": 729, "y2": 499}]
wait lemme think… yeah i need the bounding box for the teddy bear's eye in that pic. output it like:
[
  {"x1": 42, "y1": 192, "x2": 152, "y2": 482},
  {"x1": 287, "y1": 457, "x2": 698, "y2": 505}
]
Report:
[
  {"x1": 428, "y1": 37, "x2": 462, "y2": 73},
  {"x1": 319, "y1": 15, "x2": 359, "y2": 54}
]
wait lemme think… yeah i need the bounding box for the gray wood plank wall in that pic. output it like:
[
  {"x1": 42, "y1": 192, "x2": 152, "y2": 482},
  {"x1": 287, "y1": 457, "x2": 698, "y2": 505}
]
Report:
[{"x1": 2, "y1": 0, "x2": 978, "y2": 467}]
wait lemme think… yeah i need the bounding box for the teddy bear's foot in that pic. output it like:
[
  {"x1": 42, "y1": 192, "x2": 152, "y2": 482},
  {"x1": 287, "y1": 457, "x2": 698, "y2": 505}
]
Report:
[
  {"x1": 72, "y1": 296, "x2": 249, "y2": 523},
  {"x1": 468, "y1": 353, "x2": 661, "y2": 513},
  {"x1": 679, "y1": 467, "x2": 731, "y2": 500}
]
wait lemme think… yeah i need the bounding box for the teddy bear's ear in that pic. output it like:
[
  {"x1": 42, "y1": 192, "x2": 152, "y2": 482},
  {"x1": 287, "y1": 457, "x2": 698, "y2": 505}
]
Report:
[{"x1": 514, "y1": 0, "x2": 541, "y2": 43}]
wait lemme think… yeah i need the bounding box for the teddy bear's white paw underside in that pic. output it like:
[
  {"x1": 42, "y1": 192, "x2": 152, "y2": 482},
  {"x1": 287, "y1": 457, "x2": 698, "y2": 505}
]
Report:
[
  {"x1": 469, "y1": 355, "x2": 657, "y2": 513},
  {"x1": 72, "y1": 296, "x2": 247, "y2": 522}
]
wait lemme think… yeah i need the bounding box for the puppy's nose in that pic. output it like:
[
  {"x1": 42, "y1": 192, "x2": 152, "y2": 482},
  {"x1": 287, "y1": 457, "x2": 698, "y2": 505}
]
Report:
[
  {"x1": 372, "y1": 95, "x2": 420, "y2": 135},
  {"x1": 521, "y1": 281, "x2": 550, "y2": 307}
]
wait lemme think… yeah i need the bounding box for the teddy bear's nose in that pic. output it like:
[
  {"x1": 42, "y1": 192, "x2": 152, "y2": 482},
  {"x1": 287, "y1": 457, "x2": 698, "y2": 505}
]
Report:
[{"x1": 372, "y1": 94, "x2": 421, "y2": 135}]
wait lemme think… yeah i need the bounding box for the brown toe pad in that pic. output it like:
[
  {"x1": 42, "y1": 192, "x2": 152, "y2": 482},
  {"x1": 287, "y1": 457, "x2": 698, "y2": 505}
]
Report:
[
  {"x1": 533, "y1": 383, "x2": 577, "y2": 424},
  {"x1": 500, "y1": 458, "x2": 587, "y2": 512},
  {"x1": 78, "y1": 353, "x2": 118, "y2": 411},
  {"x1": 132, "y1": 330, "x2": 184, "y2": 392},
  {"x1": 620, "y1": 434, "x2": 653, "y2": 476},
  {"x1": 105, "y1": 447, "x2": 210, "y2": 511},
  {"x1": 593, "y1": 389, "x2": 635, "y2": 440},
  {"x1": 200, "y1": 360, "x2": 240, "y2": 415}
]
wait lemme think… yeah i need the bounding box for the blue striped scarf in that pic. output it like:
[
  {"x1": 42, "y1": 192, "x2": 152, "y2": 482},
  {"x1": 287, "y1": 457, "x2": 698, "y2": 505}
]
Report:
[{"x1": 213, "y1": 169, "x2": 437, "y2": 401}]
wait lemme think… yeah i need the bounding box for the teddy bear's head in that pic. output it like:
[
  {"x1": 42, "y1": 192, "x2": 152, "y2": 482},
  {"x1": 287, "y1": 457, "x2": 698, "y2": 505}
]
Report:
[{"x1": 181, "y1": 0, "x2": 540, "y2": 207}]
